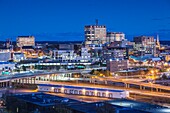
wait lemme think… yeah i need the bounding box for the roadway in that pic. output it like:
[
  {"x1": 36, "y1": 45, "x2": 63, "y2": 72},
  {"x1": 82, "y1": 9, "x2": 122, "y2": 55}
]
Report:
[
  {"x1": 5, "y1": 82, "x2": 170, "y2": 107},
  {"x1": 93, "y1": 76, "x2": 170, "y2": 91},
  {"x1": 1, "y1": 69, "x2": 170, "y2": 92},
  {"x1": 0, "y1": 69, "x2": 86, "y2": 82},
  {"x1": 1, "y1": 69, "x2": 170, "y2": 100}
]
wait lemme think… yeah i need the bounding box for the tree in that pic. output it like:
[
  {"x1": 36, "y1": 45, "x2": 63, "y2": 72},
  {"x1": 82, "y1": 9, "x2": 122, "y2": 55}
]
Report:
[
  {"x1": 30, "y1": 109, "x2": 40, "y2": 113},
  {"x1": 90, "y1": 70, "x2": 95, "y2": 74},
  {"x1": 22, "y1": 65, "x2": 26, "y2": 71},
  {"x1": 34, "y1": 65, "x2": 38, "y2": 69},
  {"x1": 54, "y1": 104, "x2": 72, "y2": 113},
  {"x1": 162, "y1": 74, "x2": 168, "y2": 80},
  {"x1": 96, "y1": 102, "x2": 116, "y2": 113}
]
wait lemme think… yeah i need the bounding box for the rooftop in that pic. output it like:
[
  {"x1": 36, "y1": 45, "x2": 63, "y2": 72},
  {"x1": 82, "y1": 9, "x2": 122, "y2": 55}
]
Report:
[
  {"x1": 10, "y1": 93, "x2": 170, "y2": 113},
  {"x1": 14, "y1": 92, "x2": 82, "y2": 107},
  {"x1": 108, "y1": 99, "x2": 170, "y2": 113},
  {"x1": 38, "y1": 84, "x2": 125, "y2": 92},
  {"x1": 129, "y1": 55, "x2": 153, "y2": 62},
  {"x1": 69, "y1": 102, "x2": 149, "y2": 113}
]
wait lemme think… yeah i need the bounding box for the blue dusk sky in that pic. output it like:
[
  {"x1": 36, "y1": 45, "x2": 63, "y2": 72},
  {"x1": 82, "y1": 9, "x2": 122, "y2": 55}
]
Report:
[{"x1": 0, "y1": 0, "x2": 170, "y2": 41}]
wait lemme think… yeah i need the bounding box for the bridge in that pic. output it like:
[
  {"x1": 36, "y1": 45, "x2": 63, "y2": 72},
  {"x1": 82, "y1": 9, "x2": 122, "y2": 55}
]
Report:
[
  {"x1": 0, "y1": 69, "x2": 170, "y2": 94},
  {"x1": 0, "y1": 69, "x2": 89, "y2": 88},
  {"x1": 91, "y1": 76, "x2": 170, "y2": 92}
]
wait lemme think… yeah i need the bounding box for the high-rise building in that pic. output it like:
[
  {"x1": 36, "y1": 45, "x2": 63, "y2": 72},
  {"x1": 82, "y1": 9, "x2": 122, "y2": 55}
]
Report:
[
  {"x1": 17, "y1": 36, "x2": 35, "y2": 47},
  {"x1": 107, "y1": 32, "x2": 125, "y2": 42},
  {"x1": 133, "y1": 36, "x2": 155, "y2": 55},
  {"x1": 85, "y1": 25, "x2": 106, "y2": 46}
]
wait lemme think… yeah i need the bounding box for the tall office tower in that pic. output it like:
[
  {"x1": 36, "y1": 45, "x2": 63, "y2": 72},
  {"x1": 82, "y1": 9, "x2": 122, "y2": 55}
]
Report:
[
  {"x1": 107, "y1": 32, "x2": 125, "y2": 42},
  {"x1": 84, "y1": 23, "x2": 106, "y2": 46},
  {"x1": 133, "y1": 36, "x2": 155, "y2": 55},
  {"x1": 17, "y1": 36, "x2": 35, "y2": 47}
]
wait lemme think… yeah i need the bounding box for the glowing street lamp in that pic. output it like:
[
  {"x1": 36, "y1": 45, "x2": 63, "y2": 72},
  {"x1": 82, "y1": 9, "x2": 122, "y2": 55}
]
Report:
[
  {"x1": 164, "y1": 62, "x2": 168, "y2": 66},
  {"x1": 151, "y1": 70, "x2": 154, "y2": 74}
]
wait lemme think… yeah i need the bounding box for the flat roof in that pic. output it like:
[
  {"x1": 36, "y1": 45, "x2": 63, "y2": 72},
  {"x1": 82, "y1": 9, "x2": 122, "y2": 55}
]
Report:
[
  {"x1": 68, "y1": 102, "x2": 148, "y2": 113},
  {"x1": 108, "y1": 99, "x2": 170, "y2": 113},
  {"x1": 38, "y1": 84, "x2": 125, "y2": 92},
  {"x1": 12, "y1": 93, "x2": 170, "y2": 113},
  {"x1": 14, "y1": 93, "x2": 82, "y2": 107}
]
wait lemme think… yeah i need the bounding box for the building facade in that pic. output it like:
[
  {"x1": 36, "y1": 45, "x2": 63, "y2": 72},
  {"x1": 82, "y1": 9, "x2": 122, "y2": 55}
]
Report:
[
  {"x1": 0, "y1": 52, "x2": 11, "y2": 62},
  {"x1": 0, "y1": 62, "x2": 16, "y2": 71},
  {"x1": 107, "y1": 32, "x2": 125, "y2": 42},
  {"x1": 55, "y1": 48, "x2": 91, "y2": 62},
  {"x1": 17, "y1": 36, "x2": 35, "y2": 47},
  {"x1": 133, "y1": 36, "x2": 155, "y2": 55},
  {"x1": 103, "y1": 47, "x2": 128, "y2": 62},
  {"x1": 85, "y1": 25, "x2": 106, "y2": 46},
  {"x1": 107, "y1": 58, "x2": 129, "y2": 73},
  {"x1": 13, "y1": 52, "x2": 25, "y2": 62},
  {"x1": 38, "y1": 84, "x2": 129, "y2": 99}
]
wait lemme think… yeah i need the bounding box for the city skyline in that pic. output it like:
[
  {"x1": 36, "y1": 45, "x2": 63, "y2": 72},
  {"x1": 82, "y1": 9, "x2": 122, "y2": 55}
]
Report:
[
  {"x1": 1, "y1": 1, "x2": 170, "y2": 112},
  {"x1": 0, "y1": 0, "x2": 170, "y2": 41}
]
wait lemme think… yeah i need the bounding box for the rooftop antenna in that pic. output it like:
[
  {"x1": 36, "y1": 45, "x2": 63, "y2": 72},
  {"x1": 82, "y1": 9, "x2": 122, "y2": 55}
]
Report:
[{"x1": 95, "y1": 19, "x2": 98, "y2": 26}]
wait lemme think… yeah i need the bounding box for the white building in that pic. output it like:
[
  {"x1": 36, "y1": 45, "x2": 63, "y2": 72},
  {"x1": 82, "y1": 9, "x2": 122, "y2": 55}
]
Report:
[
  {"x1": 13, "y1": 52, "x2": 25, "y2": 62},
  {"x1": 85, "y1": 25, "x2": 106, "y2": 46},
  {"x1": 38, "y1": 84, "x2": 129, "y2": 99},
  {"x1": 107, "y1": 32, "x2": 125, "y2": 42},
  {"x1": 0, "y1": 52, "x2": 11, "y2": 62},
  {"x1": 55, "y1": 48, "x2": 91, "y2": 62},
  {"x1": 56, "y1": 50, "x2": 77, "y2": 62},
  {"x1": 77, "y1": 48, "x2": 91, "y2": 62},
  {"x1": 0, "y1": 62, "x2": 16, "y2": 70},
  {"x1": 17, "y1": 36, "x2": 35, "y2": 47}
]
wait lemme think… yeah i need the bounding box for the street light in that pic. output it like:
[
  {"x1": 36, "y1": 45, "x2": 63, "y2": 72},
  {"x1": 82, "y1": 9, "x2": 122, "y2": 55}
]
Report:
[{"x1": 151, "y1": 70, "x2": 154, "y2": 74}]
